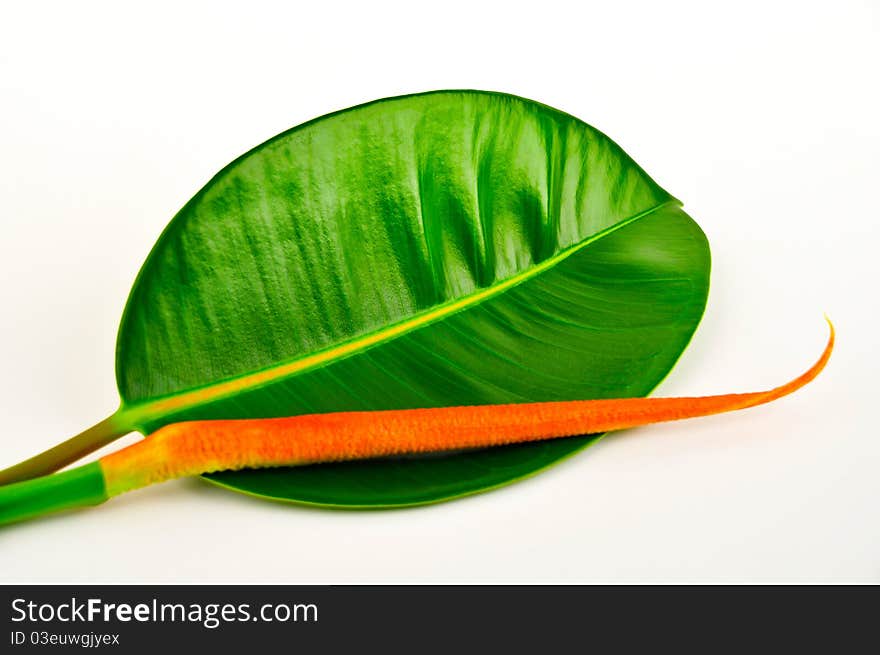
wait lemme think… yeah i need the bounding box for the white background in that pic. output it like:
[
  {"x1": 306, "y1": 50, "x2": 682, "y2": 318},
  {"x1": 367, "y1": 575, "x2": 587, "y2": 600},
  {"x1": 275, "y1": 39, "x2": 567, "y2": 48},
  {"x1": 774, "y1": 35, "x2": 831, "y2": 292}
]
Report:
[{"x1": 1, "y1": 1, "x2": 877, "y2": 583}]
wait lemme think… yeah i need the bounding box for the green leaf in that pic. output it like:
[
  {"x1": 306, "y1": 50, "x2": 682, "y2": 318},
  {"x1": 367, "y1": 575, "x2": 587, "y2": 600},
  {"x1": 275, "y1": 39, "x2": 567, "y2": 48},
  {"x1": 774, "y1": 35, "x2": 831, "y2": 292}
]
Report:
[{"x1": 114, "y1": 90, "x2": 710, "y2": 507}]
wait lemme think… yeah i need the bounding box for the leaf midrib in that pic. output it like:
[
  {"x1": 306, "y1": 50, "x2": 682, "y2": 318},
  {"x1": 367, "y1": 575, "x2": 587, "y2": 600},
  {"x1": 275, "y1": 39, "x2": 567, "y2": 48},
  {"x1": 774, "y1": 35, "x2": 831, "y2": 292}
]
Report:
[{"x1": 122, "y1": 199, "x2": 680, "y2": 427}]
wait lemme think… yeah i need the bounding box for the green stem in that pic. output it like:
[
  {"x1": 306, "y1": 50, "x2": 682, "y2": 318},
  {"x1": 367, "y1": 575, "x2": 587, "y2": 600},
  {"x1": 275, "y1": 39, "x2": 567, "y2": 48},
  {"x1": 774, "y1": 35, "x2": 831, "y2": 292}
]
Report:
[
  {"x1": 0, "y1": 413, "x2": 132, "y2": 486},
  {"x1": 0, "y1": 462, "x2": 108, "y2": 527}
]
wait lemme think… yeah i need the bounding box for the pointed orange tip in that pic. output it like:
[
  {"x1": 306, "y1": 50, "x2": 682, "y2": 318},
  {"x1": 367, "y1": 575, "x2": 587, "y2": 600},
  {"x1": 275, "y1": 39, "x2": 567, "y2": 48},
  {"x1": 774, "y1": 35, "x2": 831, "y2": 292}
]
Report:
[
  {"x1": 823, "y1": 313, "x2": 835, "y2": 339},
  {"x1": 785, "y1": 314, "x2": 834, "y2": 397},
  {"x1": 821, "y1": 313, "x2": 835, "y2": 364}
]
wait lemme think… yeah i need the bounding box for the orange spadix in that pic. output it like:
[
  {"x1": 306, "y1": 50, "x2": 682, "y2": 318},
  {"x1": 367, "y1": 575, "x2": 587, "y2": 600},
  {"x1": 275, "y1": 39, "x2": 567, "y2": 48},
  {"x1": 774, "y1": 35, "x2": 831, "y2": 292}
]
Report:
[{"x1": 0, "y1": 318, "x2": 834, "y2": 526}]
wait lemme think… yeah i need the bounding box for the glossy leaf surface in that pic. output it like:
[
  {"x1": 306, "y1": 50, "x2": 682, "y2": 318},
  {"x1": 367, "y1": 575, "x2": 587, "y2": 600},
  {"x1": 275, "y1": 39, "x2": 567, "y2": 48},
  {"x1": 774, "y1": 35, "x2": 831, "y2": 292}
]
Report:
[{"x1": 115, "y1": 91, "x2": 710, "y2": 506}]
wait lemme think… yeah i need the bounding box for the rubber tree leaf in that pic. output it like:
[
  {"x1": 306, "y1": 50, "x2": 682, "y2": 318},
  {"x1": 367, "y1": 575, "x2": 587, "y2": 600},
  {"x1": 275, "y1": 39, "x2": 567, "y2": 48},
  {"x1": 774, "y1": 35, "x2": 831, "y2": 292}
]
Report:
[{"x1": 113, "y1": 90, "x2": 710, "y2": 507}]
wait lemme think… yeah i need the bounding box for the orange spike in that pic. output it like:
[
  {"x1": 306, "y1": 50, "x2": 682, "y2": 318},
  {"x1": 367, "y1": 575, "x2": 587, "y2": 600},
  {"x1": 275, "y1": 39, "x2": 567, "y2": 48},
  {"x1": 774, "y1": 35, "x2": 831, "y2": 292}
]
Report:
[{"x1": 101, "y1": 318, "x2": 834, "y2": 497}]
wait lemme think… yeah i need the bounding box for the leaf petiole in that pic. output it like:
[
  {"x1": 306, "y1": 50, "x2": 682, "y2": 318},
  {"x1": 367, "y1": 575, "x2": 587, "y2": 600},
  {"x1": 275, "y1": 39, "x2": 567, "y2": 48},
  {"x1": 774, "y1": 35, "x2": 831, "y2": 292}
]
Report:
[{"x1": 0, "y1": 413, "x2": 132, "y2": 486}]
